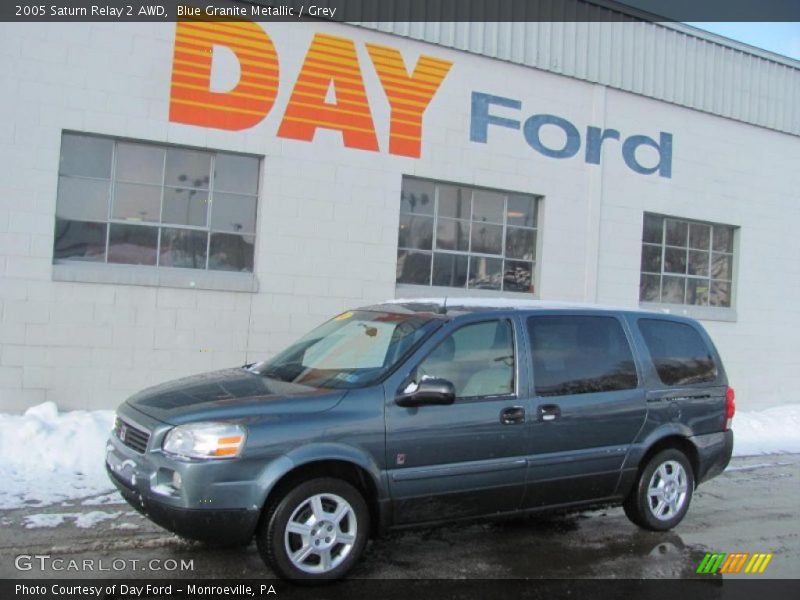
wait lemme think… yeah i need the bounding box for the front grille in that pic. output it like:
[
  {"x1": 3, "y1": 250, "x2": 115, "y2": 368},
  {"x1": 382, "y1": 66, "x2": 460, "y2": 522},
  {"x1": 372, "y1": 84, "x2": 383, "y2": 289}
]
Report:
[{"x1": 115, "y1": 417, "x2": 150, "y2": 454}]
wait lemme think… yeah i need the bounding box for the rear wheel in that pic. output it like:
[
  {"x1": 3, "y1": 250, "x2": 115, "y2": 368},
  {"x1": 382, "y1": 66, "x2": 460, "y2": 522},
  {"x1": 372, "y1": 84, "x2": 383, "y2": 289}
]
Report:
[
  {"x1": 624, "y1": 448, "x2": 694, "y2": 531},
  {"x1": 257, "y1": 477, "x2": 369, "y2": 582}
]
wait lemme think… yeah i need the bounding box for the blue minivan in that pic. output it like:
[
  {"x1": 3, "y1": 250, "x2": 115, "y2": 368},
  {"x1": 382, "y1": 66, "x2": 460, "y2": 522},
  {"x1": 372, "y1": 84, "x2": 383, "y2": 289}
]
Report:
[{"x1": 107, "y1": 300, "x2": 734, "y2": 581}]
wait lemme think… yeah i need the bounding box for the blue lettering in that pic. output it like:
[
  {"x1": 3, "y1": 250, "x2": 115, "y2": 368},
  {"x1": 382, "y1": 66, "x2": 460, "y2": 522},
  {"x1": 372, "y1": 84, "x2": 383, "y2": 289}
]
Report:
[
  {"x1": 585, "y1": 126, "x2": 620, "y2": 165},
  {"x1": 622, "y1": 133, "x2": 673, "y2": 178},
  {"x1": 470, "y1": 92, "x2": 521, "y2": 143},
  {"x1": 468, "y1": 90, "x2": 673, "y2": 178},
  {"x1": 522, "y1": 114, "x2": 581, "y2": 159}
]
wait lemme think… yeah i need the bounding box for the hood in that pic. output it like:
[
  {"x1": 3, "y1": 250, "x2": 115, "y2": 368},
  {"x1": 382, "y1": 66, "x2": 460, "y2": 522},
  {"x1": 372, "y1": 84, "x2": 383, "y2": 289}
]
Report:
[{"x1": 125, "y1": 368, "x2": 346, "y2": 425}]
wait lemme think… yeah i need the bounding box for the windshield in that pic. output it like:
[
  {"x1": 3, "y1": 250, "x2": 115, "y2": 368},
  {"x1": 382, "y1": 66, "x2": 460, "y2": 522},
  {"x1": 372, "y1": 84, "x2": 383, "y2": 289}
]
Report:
[{"x1": 249, "y1": 310, "x2": 441, "y2": 389}]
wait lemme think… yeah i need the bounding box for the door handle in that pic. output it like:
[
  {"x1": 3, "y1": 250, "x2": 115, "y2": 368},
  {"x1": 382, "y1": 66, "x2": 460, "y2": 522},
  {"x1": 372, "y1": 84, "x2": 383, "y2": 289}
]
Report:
[
  {"x1": 538, "y1": 404, "x2": 561, "y2": 422},
  {"x1": 500, "y1": 406, "x2": 525, "y2": 425}
]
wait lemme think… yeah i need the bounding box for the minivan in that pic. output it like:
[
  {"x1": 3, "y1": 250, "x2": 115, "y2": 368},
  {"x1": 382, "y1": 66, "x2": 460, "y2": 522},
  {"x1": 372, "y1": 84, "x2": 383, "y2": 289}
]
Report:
[{"x1": 106, "y1": 300, "x2": 734, "y2": 581}]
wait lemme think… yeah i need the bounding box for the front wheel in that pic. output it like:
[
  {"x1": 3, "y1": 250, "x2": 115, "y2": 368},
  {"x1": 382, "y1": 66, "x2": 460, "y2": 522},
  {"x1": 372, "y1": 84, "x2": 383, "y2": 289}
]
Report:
[
  {"x1": 256, "y1": 477, "x2": 369, "y2": 582},
  {"x1": 624, "y1": 449, "x2": 694, "y2": 531}
]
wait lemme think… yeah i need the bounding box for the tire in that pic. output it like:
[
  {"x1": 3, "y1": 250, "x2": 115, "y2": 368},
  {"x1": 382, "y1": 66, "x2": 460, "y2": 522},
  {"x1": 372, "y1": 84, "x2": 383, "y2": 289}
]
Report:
[
  {"x1": 256, "y1": 477, "x2": 369, "y2": 582},
  {"x1": 624, "y1": 448, "x2": 694, "y2": 531}
]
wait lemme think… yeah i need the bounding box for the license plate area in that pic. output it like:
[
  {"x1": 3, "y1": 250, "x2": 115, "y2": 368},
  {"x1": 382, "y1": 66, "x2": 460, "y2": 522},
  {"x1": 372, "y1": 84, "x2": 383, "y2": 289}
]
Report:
[{"x1": 106, "y1": 448, "x2": 139, "y2": 488}]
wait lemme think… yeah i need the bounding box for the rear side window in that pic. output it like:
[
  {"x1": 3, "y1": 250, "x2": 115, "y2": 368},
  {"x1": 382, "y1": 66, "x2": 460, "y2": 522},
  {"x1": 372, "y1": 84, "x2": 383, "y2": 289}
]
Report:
[
  {"x1": 638, "y1": 319, "x2": 717, "y2": 386},
  {"x1": 527, "y1": 316, "x2": 638, "y2": 397}
]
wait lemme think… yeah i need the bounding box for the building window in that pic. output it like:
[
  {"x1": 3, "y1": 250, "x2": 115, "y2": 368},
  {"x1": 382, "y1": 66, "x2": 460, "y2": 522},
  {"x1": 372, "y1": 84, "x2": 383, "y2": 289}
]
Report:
[
  {"x1": 639, "y1": 214, "x2": 735, "y2": 308},
  {"x1": 54, "y1": 133, "x2": 260, "y2": 272},
  {"x1": 396, "y1": 178, "x2": 540, "y2": 293}
]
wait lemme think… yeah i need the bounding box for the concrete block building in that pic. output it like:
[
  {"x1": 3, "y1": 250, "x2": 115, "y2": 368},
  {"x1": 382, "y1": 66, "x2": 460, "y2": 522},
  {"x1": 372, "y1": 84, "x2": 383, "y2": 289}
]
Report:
[{"x1": 0, "y1": 1, "x2": 798, "y2": 411}]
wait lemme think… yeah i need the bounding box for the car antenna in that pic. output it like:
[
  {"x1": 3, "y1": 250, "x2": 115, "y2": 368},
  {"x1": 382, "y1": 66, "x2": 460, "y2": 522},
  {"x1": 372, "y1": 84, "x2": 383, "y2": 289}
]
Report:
[{"x1": 438, "y1": 297, "x2": 448, "y2": 315}]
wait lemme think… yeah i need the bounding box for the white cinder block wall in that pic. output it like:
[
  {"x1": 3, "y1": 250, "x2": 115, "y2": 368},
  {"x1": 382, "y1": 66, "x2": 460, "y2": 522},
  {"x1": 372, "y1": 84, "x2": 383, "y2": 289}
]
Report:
[{"x1": 0, "y1": 21, "x2": 798, "y2": 411}]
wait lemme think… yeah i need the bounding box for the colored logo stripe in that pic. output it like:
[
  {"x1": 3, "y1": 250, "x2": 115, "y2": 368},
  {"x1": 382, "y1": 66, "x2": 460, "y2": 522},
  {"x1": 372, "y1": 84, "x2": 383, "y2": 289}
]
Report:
[{"x1": 697, "y1": 553, "x2": 773, "y2": 574}]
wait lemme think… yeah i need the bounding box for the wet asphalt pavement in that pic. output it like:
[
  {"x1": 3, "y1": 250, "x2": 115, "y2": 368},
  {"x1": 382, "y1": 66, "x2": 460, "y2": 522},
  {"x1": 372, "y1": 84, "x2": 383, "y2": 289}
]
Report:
[{"x1": 1, "y1": 454, "x2": 798, "y2": 583}]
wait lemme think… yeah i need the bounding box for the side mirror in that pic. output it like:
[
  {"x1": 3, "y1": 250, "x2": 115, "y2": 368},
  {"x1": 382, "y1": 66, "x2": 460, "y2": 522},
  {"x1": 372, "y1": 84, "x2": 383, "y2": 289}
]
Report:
[{"x1": 396, "y1": 378, "x2": 456, "y2": 408}]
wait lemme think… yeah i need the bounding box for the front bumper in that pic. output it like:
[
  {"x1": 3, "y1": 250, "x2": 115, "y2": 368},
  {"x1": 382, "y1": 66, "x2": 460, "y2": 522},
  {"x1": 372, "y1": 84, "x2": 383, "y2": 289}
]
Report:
[
  {"x1": 105, "y1": 406, "x2": 262, "y2": 545},
  {"x1": 107, "y1": 466, "x2": 258, "y2": 544}
]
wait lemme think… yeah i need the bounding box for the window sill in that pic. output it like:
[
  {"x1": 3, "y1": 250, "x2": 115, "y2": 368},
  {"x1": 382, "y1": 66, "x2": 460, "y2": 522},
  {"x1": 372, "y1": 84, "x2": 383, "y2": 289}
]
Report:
[
  {"x1": 52, "y1": 261, "x2": 259, "y2": 293},
  {"x1": 638, "y1": 302, "x2": 737, "y2": 323},
  {"x1": 396, "y1": 283, "x2": 538, "y2": 300}
]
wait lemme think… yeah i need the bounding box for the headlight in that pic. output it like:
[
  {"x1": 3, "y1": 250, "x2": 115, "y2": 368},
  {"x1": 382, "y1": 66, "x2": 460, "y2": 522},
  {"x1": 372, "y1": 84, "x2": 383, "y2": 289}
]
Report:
[{"x1": 162, "y1": 422, "x2": 246, "y2": 459}]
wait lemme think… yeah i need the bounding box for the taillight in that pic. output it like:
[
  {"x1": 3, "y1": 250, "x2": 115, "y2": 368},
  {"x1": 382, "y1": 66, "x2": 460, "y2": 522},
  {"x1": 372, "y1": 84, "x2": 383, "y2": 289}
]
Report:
[{"x1": 725, "y1": 386, "x2": 736, "y2": 430}]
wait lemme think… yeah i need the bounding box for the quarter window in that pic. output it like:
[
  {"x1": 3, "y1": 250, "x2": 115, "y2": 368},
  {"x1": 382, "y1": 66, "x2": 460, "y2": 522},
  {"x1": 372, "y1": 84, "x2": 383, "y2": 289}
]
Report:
[
  {"x1": 527, "y1": 316, "x2": 638, "y2": 397},
  {"x1": 416, "y1": 320, "x2": 515, "y2": 398},
  {"x1": 54, "y1": 133, "x2": 260, "y2": 272},
  {"x1": 397, "y1": 178, "x2": 540, "y2": 293},
  {"x1": 640, "y1": 214, "x2": 735, "y2": 308},
  {"x1": 638, "y1": 319, "x2": 718, "y2": 386}
]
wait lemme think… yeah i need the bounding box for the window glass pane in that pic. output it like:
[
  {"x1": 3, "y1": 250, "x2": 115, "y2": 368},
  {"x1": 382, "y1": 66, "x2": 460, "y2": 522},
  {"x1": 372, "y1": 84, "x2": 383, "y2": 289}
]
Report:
[
  {"x1": 528, "y1": 316, "x2": 637, "y2": 397},
  {"x1": 437, "y1": 185, "x2": 471, "y2": 219},
  {"x1": 165, "y1": 148, "x2": 210, "y2": 189},
  {"x1": 209, "y1": 232, "x2": 255, "y2": 272},
  {"x1": 59, "y1": 134, "x2": 113, "y2": 179},
  {"x1": 53, "y1": 219, "x2": 107, "y2": 262},
  {"x1": 471, "y1": 223, "x2": 502, "y2": 255},
  {"x1": 640, "y1": 274, "x2": 660, "y2": 302},
  {"x1": 214, "y1": 154, "x2": 260, "y2": 195},
  {"x1": 472, "y1": 190, "x2": 504, "y2": 224},
  {"x1": 641, "y1": 244, "x2": 662, "y2": 273},
  {"x1": 112, "y1": 182, "x2": 162, "y2": 223},
  {"x1": 435, "y1": 218, "x2": 469, "y2": 251},
  {"x1": 417, "y1": 320, "x2": 514, "y2": 398},
  {"x1": 665, "y1": 219, "x2": 688, "y2": 247},
  {"x1": 401, "y1": 179, "x2": 434, "y2": 215},
  {"x1": 710, "y1": 281, "x2": 732, "y2": 307},
  {"x1": 159, "y1": 228, "x2": 208, "y2": 269},
  {"x1": 663, "y1": 247, "x2": 687, "y2": 274},
  {"x1": 398, "y1": 214, "x2": 433, "y2": 250},
  {"x1": 638, "y1": 319, "x2": 718, "y2": 386},
  {"x1": 711, "y1": 253, "x2": 733, "y2": 280},
  {"x1": 56, "y1": 176, "x2": 110, "y2": 221},
  {"x1": 688, "y1": 250, "x2": 709, "y2": 276},
  {"x1": 396, "y1": 250, "x2": 431, "y2": 285},
  {"x1": 688, "y1": 223, "x2": 710, "y2": 250},
  {"x1": 661, "y1": 276, "x2": 686, "y2": 304},
  {"x1": 712, "y1": 226, "x2": 734, "y2": 252},
  {"x1": 686, "y1": 279, "x2": 710, "y2": 306},
  {"x1": 468, "y1": 256, "x2": 502, "y2": 289},
  {"x1": 108, "y1": 223, "x2": 158, "y2": 265},
  {"x1": 210, "y1": 192, "x2": 257, "y2": 234},
  {"x1": 162, "y1": 187, "x2": 208, "y2": 227},
  {"x1": 643, "y1": 214, "x2": 663, "y2": 244},
  {"x1": 503, "y1": 260, "x2": 533, "y2": 293},
  {"x1": 432, "y1": 253, "x2": 468, "y2": 287},
  {"x1": 505, "y1": 227, "x2": 536, "y2": 260},
  {"x1": 115, "y1": 143, "x2": 164, "y2": 185},
  {"x1": 641, "y1": 214, "x2": 735, "y2": 310},
  {"x1": 507, "y1": 194, "x2": 536, "y2": 228}
]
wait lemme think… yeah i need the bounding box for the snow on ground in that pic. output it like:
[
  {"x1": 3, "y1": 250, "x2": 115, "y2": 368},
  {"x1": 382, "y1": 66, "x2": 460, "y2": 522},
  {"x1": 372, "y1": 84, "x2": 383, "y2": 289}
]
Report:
[
  {"x1": 0, "y1": 402, "x2": 117, "y2": 509},
  {"x1": 0, "y1": 401, "x2": 799, "y2": 511},
  {"x1": 730, "y1": 404, "x2": 800, "y2": 456},
  {"x1": 23, "y1": 510, "x2": 122, "y2": 529}
]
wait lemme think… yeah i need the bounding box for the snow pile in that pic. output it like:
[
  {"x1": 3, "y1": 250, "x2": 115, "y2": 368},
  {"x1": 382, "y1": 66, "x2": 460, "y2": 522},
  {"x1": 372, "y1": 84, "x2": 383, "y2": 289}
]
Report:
[
  {"x1": 732, "y1": 404, "x2": 800, "y2": 456},
  {"x1": 0, "y1": 402, "x2": 116, "y2": 509},
  {"x1": 0, "y1": 401, "x2": 798, "y2": 510}
]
